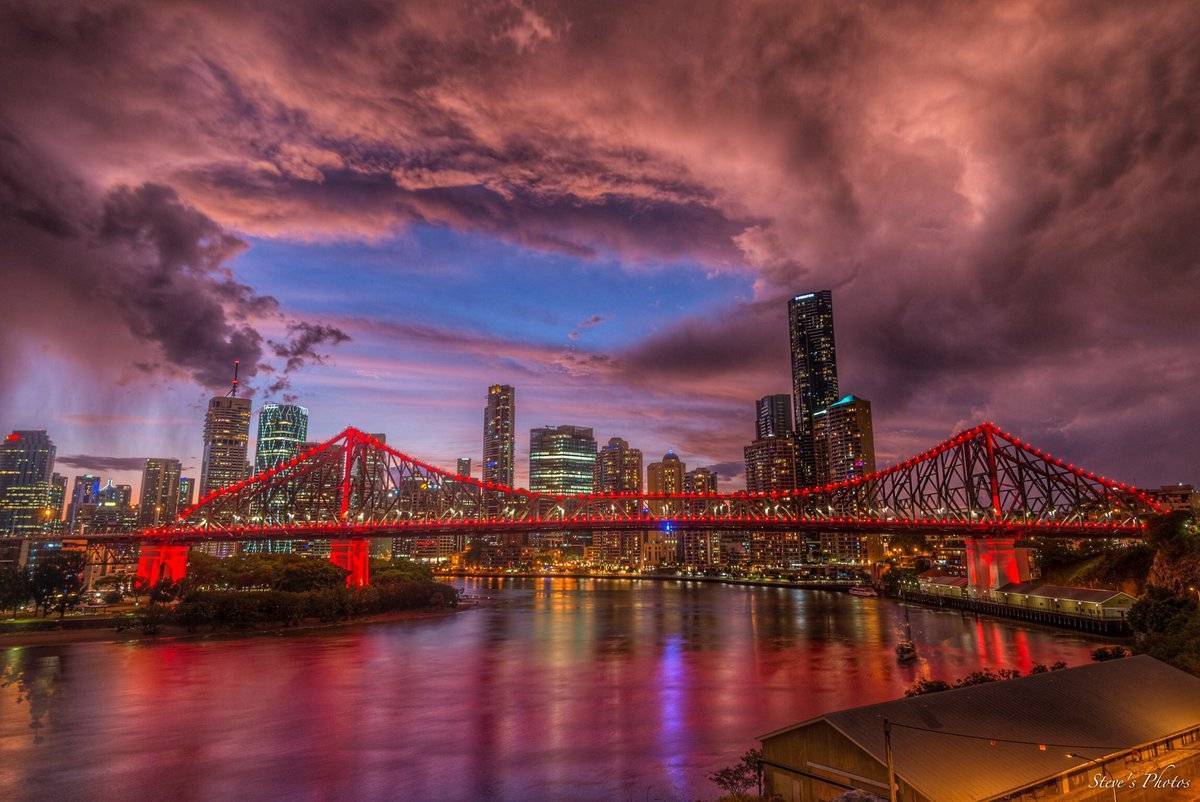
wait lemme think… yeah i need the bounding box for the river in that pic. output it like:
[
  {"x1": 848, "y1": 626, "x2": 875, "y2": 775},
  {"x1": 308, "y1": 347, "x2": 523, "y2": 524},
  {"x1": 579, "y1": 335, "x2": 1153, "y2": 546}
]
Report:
[{"x1": 0, "y1": 577, "x2": 1107, "y2": 801}]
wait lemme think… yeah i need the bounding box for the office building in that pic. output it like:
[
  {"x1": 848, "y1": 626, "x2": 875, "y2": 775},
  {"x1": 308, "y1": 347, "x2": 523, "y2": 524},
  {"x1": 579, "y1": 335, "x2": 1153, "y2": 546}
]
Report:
[
  {"x1": 683, "y1": 467, "x2": 718, "y2": 495},
  {"x1": 744, "y1": 436, "x2": 799, "y2": 492},
  {"x1": 87, "y1": 481, "x2": 135, "y2": 533},
  {"x1": 200, "y1": 395, "x2": 252, "y2": 497},
  {"x1": 647, "y1": 451, "x2": 685, "y2": 517},
  {"x1": 179, "y1": 476, "x2": 196, "y2": 510},
  {"x1": 647, "y1": 451, "x2": 685, "y2": 495},
  {"x1": 755, "y1": 394, "x2": 793, "y2": 440},
  {"x1": 254, "y1": 403, "x2": 309, "y2": 473},
  {"x1": 812, "y1": 395, "x2": 876, "y2": 482},
  {"x1": 457, "y1": 458, "x2": 472, "y2": 478},
  {"x1": 483, "y1": 385, "x2": 515, "y2": 517},
  {"x1": 788, "y1": 291, "x2": 839, "y2": 485},
  {"x1": 47, "y1": 473, "x2": 67, "y2": 533},
  {"x1": 483, "y1": 385, "x2": 515, "y2": 487},
  {"x1": 529, "y1": 425, "x2": 596, "y2": 494},
  {"x1": 138, "y1": 458, "x2": 182, "y2": 527},
  {"x1": 677, "y1": 531, "x2": 721, "y2": 569},
  {"x1": 594, "y1": 437, "x2": 643, "y2": 493},
  {"x1": 0, "y1": 430, "x2": 57, "y2": 536},
  {"x1": 67, "y1": 474, "x2": 101, "y2": 533},
  {"x1": 1144, "y1": 484, "x2": 1200, "y2": 515}
]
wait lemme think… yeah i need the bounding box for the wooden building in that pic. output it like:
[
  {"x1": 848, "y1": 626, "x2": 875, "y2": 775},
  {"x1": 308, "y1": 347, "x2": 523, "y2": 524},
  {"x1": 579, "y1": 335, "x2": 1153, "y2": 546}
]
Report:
[{"x1": 760, "y1": 656, "x2": 1200, "y2": 801}]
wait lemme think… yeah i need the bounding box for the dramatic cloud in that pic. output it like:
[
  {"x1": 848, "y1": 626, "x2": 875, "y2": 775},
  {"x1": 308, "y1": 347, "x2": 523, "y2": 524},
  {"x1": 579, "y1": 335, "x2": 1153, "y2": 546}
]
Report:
[
  {"x1": 0, "y1": 0, "x2": 1197, "y2": 483},
  {"x1": 57, "y1": 455, "x2": 149, "y2": 473}
]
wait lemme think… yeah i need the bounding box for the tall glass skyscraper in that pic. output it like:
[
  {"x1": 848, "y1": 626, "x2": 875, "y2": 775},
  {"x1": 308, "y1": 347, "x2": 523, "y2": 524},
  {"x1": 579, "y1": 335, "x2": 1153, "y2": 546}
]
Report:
[
  {"x1": 138, "y1": 457, "x2": 182, "y2": 527},
  {"x1": 254, "y1": 403, "x2": 310, "y2": 473},
  {"x1": 529, "y1": 425, "x2": 596, "y2": 494},
  {"x1": 0, "y1": 430, "x2": 57, "y2": 536},
  {"x1": 483, "y1": 385, "x2": 515, "y2": 488},
  {"x1": 788, "y1": 290, "x2": 839, "y2": 486},
  {"x1": 755, "y1": 394, "x2": 793, "y2": 440},
  {"x1": 812, "y1": 395, "x2": 876, "y2": 482},
  {"x1": 178, "y1": 476, "x2": 196, "y2": 510},
  {"x1": 200, "y1": 395, "x2": 252, "y2": 498}
]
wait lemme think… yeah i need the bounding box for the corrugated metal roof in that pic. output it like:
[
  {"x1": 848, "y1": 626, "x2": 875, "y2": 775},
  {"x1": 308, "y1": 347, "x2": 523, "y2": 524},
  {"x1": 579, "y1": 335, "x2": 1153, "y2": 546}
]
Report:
[
  {"x1": 763, "y1": 656, "x2": 1200, "y2": 802},
  {"x1": 922, "y1": 575, "x2": 968, "y2": 587},
  {"x1": 997, "y1": 582, "x2": 1134, "y2": 603}
]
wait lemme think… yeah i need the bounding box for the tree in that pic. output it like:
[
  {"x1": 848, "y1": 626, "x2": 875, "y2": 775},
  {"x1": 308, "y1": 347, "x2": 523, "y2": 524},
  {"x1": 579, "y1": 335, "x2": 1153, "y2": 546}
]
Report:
[
  {"x1": 371, "y1": 558, "x2": 433, "y2": 584},
  {"x1": 274, "y1": 560, "x2": 347, "y2": 592},
  {"x1": 29, "y1": 551, "x2": 86, "y2": 617},
  {"x1": 0, "y1": 565, "x2": 31, "y2": 618},
  {"x1": 708, "y1": 749, "x2": 763, "y2": 798}
]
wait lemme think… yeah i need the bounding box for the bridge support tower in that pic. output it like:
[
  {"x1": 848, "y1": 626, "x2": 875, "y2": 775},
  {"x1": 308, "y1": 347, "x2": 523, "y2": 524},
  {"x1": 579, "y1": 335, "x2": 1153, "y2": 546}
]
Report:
[
  {"x1": 330, "y1": 538, "x2": 370, "y2": 587},
  {"x1": 135, "y1": 543, "x2": 190, "y2": 587},
  {"x1": 963, "y1": 537, "x2": 1032, "y2": 594}
]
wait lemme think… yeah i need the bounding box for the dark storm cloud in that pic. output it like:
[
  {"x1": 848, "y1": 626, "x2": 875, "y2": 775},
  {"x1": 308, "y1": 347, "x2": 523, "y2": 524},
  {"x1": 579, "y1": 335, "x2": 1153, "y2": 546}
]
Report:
[
  {"x1": 1, "y1": 0, "x2": 1198, "y2": 481},
  {"x1": 57, "y1": 454, "x2": 148, "y2": 472},
  {"x1": 269, "y1": 322, "x2": 352, "y2": 372},
  {"x1": 0, "y1": 131, "x2": 347, "y2": 402}
]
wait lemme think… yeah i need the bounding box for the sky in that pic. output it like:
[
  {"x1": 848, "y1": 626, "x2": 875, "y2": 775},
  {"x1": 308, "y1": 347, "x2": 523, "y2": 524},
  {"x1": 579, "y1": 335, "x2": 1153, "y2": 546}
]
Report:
[{"x1": 1, "y1": 0, "x2": 1198, "y2": 499}]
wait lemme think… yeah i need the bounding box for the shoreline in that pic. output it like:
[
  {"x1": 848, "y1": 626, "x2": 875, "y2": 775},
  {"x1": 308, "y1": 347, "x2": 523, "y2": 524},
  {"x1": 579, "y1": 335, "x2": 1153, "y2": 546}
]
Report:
[
  {"x1": 437, "y1": 570, "x2": 856, "y2": 591},
  {"x1": 0, "y1": 605, "x2": 467, "y2": 649}
]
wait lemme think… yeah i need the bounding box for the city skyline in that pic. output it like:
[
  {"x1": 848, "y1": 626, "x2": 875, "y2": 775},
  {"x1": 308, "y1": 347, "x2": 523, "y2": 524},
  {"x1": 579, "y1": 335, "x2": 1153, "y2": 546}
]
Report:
[{"x1": 2, "y1": 2, "x2": 1198, "y2": 501}]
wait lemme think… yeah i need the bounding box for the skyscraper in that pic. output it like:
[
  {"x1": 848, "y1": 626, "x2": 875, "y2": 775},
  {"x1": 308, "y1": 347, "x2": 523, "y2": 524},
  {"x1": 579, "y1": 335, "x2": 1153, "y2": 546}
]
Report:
[
  {"x1": 0, "y1": 430, "x2": 57, "y2": 536},
  {"x1": 646, "y1": 450, "x2": 685, "y2": 517},
  {"x1": 529, "y1": 425, "x2": 597, "y2": 494},
  {"x1": 87, "y1": 481, "x2": 136, "y2": 533},
  {"x1": 47, "y1": 473, "x2": 67, "y2": 534},
  {"x1": 594, "y1": 437, "x2": 643, "y2": 494},
  {"x1": 457, "y1": 458, "x2": 472, "y2": 478},
  {"x1": 743, "y1": 436, "x2": 799, "y2": 493},
  {"x1": 812, "y1": 395, "x2": 876, "y2": 482},
  {"x1": 200, "y1": 396, "x2": 252, "y2": 498},
  {"x1": 179, "y1": 476, "x2": 196, "y2": 510},
  {"x1": 254, "y1": 403, "x2": 309, "y2": 473},
  {"x1": 755, "y1": 394, "x2": 793, "y2": 440},
  {"x1": 138, "y1": 458, "x2": 182, "y2": 527},
  {"x1": 788, "y1": 290, "x2": 839, "y2": 485},
  {"x1": 483, "y1": 385, "x2": 515, "y2": 485},
  {"x1": 647, "y1": 451, "x2": 685, "y2": 495},
  {"x1": 67, "y1": 474, "x2": 100, "y2": 533},
  {"x1": 684, "y1": 467, "x2": 718, "y2": 494},
  {"x1": 483, "y1": 384, "x2": 515, "y2": 503}
]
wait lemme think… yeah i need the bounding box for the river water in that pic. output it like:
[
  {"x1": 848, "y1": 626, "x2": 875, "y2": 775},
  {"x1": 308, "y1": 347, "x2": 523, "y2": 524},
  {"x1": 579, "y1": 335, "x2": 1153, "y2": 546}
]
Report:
[{"x1": 0, "y1": 578, "x2": 1106, "y2": 801}]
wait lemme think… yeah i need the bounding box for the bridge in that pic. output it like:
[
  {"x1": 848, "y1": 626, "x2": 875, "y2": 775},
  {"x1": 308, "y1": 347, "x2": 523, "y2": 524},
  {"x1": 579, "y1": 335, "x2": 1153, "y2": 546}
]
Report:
[{"x1": 117, "y1": 422, "x2": 1160, "y2": 590}]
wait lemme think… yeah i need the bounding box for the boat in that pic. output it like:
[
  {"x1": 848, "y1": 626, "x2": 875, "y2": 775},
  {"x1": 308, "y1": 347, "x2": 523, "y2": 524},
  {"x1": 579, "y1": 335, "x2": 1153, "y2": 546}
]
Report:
[
  {"x1": 848, "y1": 585, "x2": 877, "y2": 597},
  {"x1": 896, "y1": 608, "x2": 918, "y2": 662}
]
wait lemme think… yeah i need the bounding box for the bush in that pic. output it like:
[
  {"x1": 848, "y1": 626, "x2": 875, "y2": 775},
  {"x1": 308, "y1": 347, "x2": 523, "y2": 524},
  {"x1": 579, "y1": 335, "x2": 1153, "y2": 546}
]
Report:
[
  {"x1": 1092, "y1": 645, "x2": 1131, "y2": 661},
  {"x1": 166, "y1": 578, "x2": 459, "y2": 632}
]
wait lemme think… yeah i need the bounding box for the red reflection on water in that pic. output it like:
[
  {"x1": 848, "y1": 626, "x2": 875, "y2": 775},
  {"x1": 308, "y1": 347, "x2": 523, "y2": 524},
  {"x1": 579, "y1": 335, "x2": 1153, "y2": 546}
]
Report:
[{"x1": 0, "y1": 580, "x2": 1104, "y2": 801}]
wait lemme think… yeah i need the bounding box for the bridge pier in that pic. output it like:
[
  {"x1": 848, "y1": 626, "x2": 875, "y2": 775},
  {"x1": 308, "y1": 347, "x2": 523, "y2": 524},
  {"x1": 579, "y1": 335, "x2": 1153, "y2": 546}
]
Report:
[
  {"x1": 330, "y1": 538, "x2": 370, "y2": 587},
  {"x1": 135, "y1": 543, "x2": 189, "y2": 587},
  {"x1": 963, "y1": 536, "x2": 1031, "y2": 593}
]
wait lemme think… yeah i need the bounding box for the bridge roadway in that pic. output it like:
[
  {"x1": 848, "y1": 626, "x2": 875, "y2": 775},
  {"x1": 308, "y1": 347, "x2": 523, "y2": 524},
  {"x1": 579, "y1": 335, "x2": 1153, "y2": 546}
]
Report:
[{"x1": 19, "y1": 514, "x2": 1147, "y2": 546}]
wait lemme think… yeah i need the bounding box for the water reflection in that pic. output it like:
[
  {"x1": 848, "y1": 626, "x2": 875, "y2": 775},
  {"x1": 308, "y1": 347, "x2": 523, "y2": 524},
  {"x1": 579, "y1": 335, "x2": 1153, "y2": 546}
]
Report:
[{"x1": 0, "y1": 579, "x2": 1105, "y2": 801}]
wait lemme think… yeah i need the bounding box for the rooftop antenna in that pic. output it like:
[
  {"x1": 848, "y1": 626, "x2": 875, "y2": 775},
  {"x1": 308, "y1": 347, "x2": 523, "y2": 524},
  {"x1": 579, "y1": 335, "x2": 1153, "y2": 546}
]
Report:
[{"x1": 227, "y1": 360, "x2": 240, "y2": 398}]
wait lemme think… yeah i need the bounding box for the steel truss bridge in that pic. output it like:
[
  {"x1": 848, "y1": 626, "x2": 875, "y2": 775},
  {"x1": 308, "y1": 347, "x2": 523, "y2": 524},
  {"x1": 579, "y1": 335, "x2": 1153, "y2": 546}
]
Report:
[{"x1": 78, "y1": 422, "x2": 1161, "y2": 588}]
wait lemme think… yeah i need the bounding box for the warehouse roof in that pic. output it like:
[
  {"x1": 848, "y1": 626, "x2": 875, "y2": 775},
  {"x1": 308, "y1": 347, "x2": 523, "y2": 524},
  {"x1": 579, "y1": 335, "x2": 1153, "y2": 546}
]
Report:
[
  {"x1": 997, "y1": 582, "x2": 1135, "y2": 604},
  {"x1": 762, "y1": 656, "x2": 1200, "y2": 802}
]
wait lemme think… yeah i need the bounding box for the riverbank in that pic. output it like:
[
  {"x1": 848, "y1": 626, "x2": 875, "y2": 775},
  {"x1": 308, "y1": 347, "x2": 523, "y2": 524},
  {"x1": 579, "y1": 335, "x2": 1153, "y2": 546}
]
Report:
[
  {"x1": 0, "y1": 604, "x2": 471, "y2": 649},
  {"x1": 438, "y1": 570, "x2": 854, "y2": 591},
  {"x1": 901, "y1": 590, "x2": 1131, "y2": 635}
]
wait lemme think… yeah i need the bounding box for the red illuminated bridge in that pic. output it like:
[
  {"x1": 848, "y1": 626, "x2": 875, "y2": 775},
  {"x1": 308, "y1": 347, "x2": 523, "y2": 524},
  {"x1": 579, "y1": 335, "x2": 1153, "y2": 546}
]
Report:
[{"x1": 118, "y1": 422, "x2": 1161, "y2": 591}]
